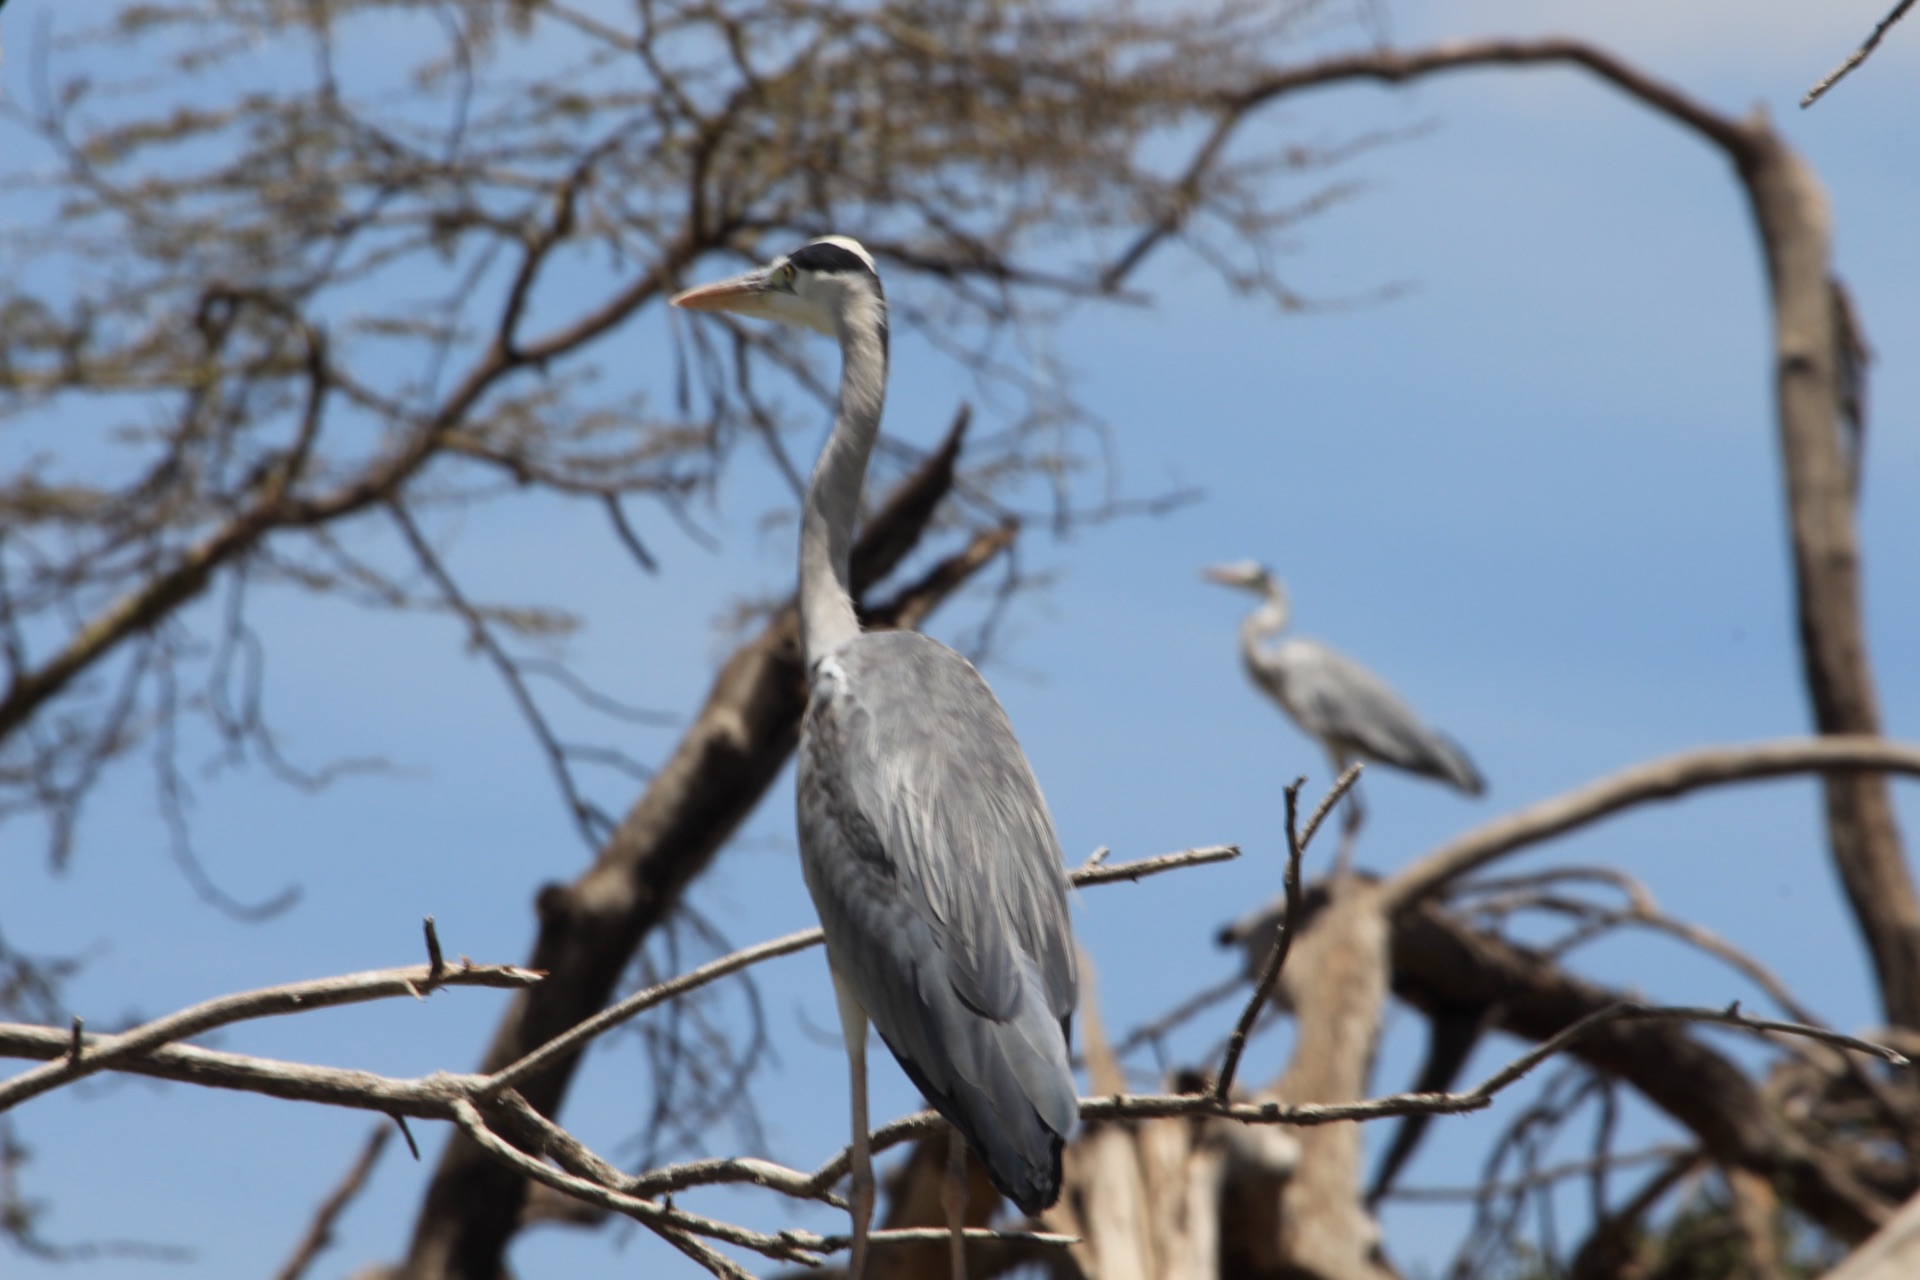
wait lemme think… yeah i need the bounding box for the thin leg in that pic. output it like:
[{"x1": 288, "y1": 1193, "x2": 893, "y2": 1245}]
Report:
[
  {"x1": 944, "y1": 1124, "x2": 969, "y2": 1280},
  {"x1": 1330, "y1": 751, "x2": 1364, "y2": 880},
  {"x1": 833, "y1": 971, "x2": 876, "y2": 1280}
]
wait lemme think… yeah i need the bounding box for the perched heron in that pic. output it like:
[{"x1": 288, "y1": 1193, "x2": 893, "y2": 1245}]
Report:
[
  {"x1": 1202, "y1": 561, "x2": 1483, "y2": 859},
  {"x1": 673, "y1": 238, "x2": 1078, "y2": 1277}
]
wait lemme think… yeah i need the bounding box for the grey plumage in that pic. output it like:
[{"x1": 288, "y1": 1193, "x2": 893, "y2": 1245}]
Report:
[
  {"x1": 672, "y1": 237, "x2": 1079, "y2": 1250},
  {"x1": 1205, "y1": 560, "x2": 1483, "y2": 796},
  {"x1": 1248, "y1": 636, "x2": 1483, "y2": 794},
  {"x1": 800, "y1": 632, "x2": 1077, "y2": 1210}
]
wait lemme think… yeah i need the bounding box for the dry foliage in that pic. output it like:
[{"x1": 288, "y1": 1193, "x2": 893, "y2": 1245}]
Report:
[{"x1": 3, "y1": 4, "x2": 1919, "y2": 1280}]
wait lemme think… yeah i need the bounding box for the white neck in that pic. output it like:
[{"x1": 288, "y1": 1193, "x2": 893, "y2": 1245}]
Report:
[
  {"x1": 799, "y1": 310, "x2": 888, "y2": 666},
  {"x1": 1238, "y1": 581, "x2": 1290, "y2": 659}
]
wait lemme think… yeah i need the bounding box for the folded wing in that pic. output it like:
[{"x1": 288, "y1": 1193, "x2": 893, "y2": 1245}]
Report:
[{"x1": 798, "y1": 630, "x2": 1079, "y2": 1213}]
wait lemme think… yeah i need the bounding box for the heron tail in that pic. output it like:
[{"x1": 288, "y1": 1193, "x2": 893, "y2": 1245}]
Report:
[
  {"x1": 886, "y1": 956, "x2": 1077, "y2": 1215},
  {"x1": 1434, "y1": 734, "x2": 1486, "y2": 796}
]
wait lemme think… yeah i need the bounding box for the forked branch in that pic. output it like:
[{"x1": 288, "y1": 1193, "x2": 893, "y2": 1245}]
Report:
[{"x1": 1216, "y1": 765, "x2": 1362, "y2": 1099}]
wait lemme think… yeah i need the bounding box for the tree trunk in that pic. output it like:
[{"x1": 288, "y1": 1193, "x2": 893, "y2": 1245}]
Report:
[{"x1": 1736, "y1": 121, "x2": 1920, "y2": 1030}]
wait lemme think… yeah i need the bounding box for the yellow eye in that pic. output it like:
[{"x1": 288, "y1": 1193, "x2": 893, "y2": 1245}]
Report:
[{"x1": 777, "y1": 263, "x2": 797, "y2": 288}]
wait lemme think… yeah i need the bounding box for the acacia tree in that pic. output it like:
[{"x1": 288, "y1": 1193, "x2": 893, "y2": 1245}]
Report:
[
  {"x1": 0, "y1": 0, "x2": 1373, "y2": 1268},
  {"x1": 1, "y1": 3, "x2": 1916, "y2": 1280}
]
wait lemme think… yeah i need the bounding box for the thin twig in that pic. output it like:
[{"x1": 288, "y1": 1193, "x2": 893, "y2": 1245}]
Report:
[
  {"x1": 1105, "y1": 973, "x2": 1246, "y2": 1063},
  {"x1": 1380, "y1": 1143, "x2": 1695, "y2": 1204},
  {"x1": 448, "y1": 1098, "x2": 827, "y2": 1266},
  {"x1": 0, "y1": 960, "x2": 540, "y2": 1114},
  {"x1": 485, "y1": 843, "x2": 1240, "y2": 1097},
  {"x1": 392, "y1": 1115, "x2": 420, "y2": 1161},
  {"x1": 1069, "y1": 842, "x2": 1239, "y2": 888},
  {"x1": 828, "y1": 1226, "x2": 1080, "y2": 1249},
  {"x1": 483, "y1": 930, "x2": 821, "y2": 1098},
  {"x1": 272, "y1": 1125, "x2": 391, "y2": 1280},
  {"x1": 1215, "y1": 768, "x2": 1359, "y2": 1099},
  {"x1": 1300, "y1": 762, "x2": 1364, "y2": 854},
  {"x1": 1088, "y1": 1001, "x2": 1905, "y2": 1129},
  {"x1": 422, "y1": 916, "x2": 446, "y2": 989},
  {"x1": 627, "y1": 1153, "x2": 847, "y2": 1207},
  {"x1": 1804, "y1": 0, "x2": 1917, "y2": 106}
]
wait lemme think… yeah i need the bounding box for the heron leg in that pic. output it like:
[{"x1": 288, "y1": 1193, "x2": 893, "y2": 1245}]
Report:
[
  {"x1": 1330, "y1": 751, "x2": 1364, "y2": 879},
  {"x1": 944, "y1": 1124, "x2": 969, "y2": 1280},
  {"x1": 833, "y1": 971, "x2": 876, "y2": 1280}
]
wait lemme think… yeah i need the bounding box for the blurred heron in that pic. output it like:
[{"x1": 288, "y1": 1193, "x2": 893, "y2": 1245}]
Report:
[
  {"x1": 1203, "y1": 561, "x2": 1483, "y2": 862},
  {"x1": 674, "y1": 238, "x2": 1077, "y2": 1278}
]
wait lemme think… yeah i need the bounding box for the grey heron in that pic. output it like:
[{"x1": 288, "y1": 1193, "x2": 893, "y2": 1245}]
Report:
[
  {"x1": 673, "y1": 238, "x2": 1078, "y2": 1276},
  {"x1": 1203, "y1": 561, "x2": 1483, "y2": 859}
]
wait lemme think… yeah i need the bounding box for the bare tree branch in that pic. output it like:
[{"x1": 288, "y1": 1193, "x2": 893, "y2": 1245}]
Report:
[
  {"x1": 4, "y1": 800, "x2": 1896, "y2": 1270},
  {"x1": 1155, "y1": 33, "x2": 1919, "y2": 1031},
  {"x1": 1216, "y1": 765, "x2": 1361, "y2": 1100},
  {"x1": 1384, "y1": 737, "x2": 1920, "y2": 913},
  {"x1": 1822, "y1": 1187, "x2": 1920, "y2": 1280},
  {"x1": 1071, "y1": 842, "x2": 1239, "y2": 888},
  {"x1": 1388, "y1": 898, "x2": 1901, "y2": 1241},
  {"x1": 273, "y1": 1125, "x2": 392, "y2": 1280},
  {"x1": 1804, "y1": 0, "x2": 1918, "y2": 106},
  {"x1": 0, "y1": 959, "x2": 540, "y2": 1114}
]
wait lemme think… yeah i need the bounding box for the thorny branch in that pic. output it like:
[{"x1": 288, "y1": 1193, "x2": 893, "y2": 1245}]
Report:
[
  {"x1": 0, "y1": 957, "x2": 541, "y2": 1115},
  {"x1": 3, "y1": 738, "x2": 1909, "y2": 1269},
  {"x1": 0, "y1": 812, "x2": 1905, "y2": 1276},
  {"x1": 0, "y1": 844, "x2": 1234, "y2": 1271}
]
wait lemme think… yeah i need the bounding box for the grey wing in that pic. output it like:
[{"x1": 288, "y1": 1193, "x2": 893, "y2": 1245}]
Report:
[
  {"x1": 1269, "y1": 639, "x2": 1484, "y2": 794},
  {"x1": 797, "y1": 630, "x2": 1078, "y2": 1213}
]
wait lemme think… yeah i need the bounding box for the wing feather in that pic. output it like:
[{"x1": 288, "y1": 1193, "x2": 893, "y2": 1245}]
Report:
[
  {"x1": 1262, "y1": 639, "x2": 1483, "y2": 793},
  {"x1": 797, "y1": 630, "x2": 1078, "y2": 1212}
]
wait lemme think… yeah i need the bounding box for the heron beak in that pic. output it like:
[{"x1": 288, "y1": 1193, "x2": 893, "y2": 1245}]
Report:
[
  {"x1": 1199, "y1": 565, "x2": 1240, "y2": 586},
  {"x1": 670, "y1": 268, "x2": 777, "y2": 316}
]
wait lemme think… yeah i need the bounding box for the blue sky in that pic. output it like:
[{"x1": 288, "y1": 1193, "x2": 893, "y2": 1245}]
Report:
[{"x1": 4, "y1": 1, "x2": 1918, "y2": 1276}]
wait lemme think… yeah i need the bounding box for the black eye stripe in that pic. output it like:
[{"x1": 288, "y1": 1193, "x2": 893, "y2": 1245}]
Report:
[{"x1": 787, "y1": 241, "x2": 876, "y2": 277}]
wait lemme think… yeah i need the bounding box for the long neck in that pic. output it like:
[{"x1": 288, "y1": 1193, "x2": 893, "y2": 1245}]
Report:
[
  {"x1": 1239, "y1": 581, "x2": 1290, "y2": 661},
  {"x1": 799, "y1": 315, "x2": 887, "y2": 665}
]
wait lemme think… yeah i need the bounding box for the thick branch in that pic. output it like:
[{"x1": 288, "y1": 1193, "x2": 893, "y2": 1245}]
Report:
[
  {"x1": 1179, "y1": 36, "x2": 1919, "y2": 1026},
  {"x1": 1822, "y1": 1187, "x2": 1920, "y2": 1280},
  {"x1": 1383, "y1": 737, "x2": 1920, "y2": 913},
  {"x1": 1226, "y1": 38, "x2": 1755, "y2": 160},
  {"x1": 1389, "y1": 898, "x2": 1899, "y2": 1241}
]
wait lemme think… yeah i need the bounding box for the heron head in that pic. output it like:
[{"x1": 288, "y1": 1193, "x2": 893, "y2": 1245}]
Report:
[
  {"x1": 671, "y1": 235, "x2": 884, "y2": 339},
  {"x1": 1200, "y1": 560, "x2": 1275, "y2": 595}
]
